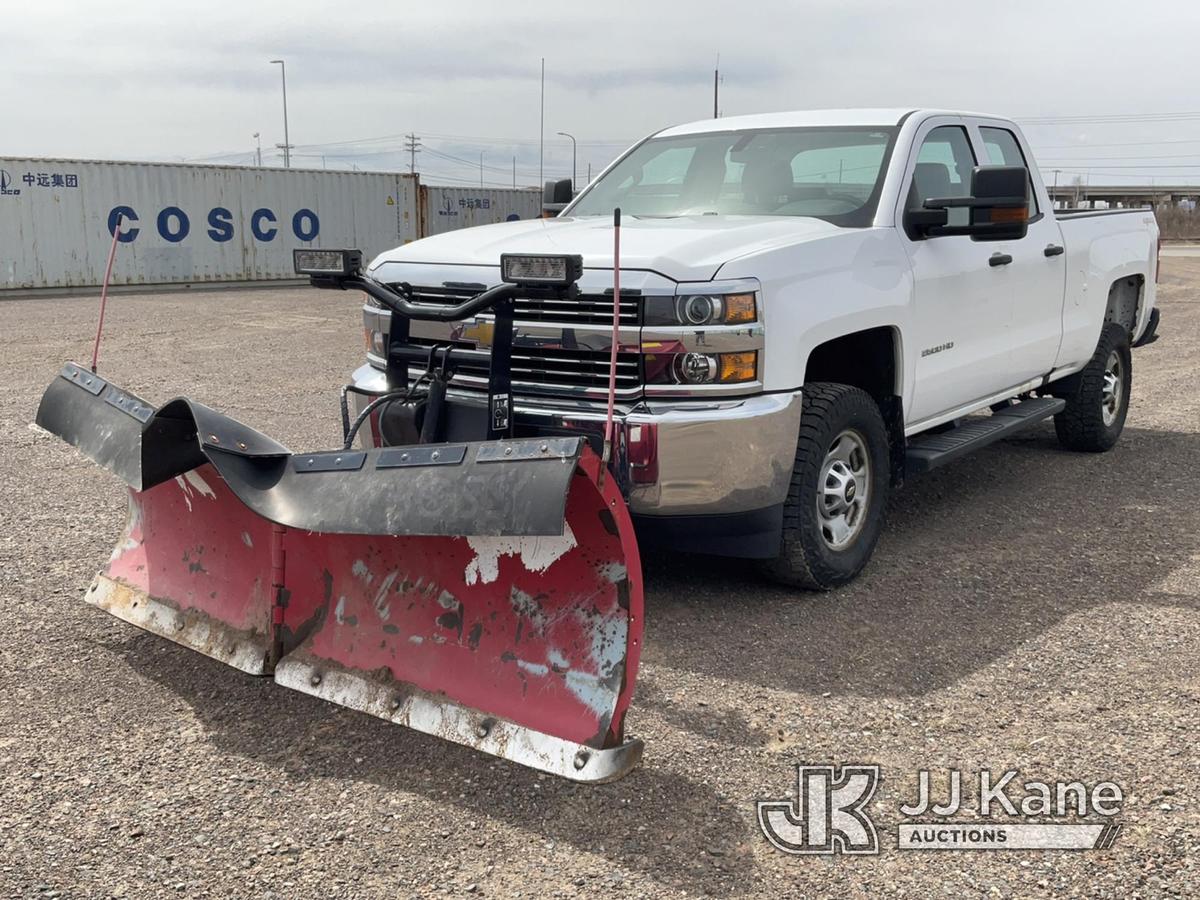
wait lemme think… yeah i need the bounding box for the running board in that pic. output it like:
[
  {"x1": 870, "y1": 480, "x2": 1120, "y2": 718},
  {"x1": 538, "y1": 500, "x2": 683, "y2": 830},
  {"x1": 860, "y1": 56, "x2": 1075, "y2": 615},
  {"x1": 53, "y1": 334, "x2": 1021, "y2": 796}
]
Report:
[{"x1": 905, "y1": 397, "x2": 1066, "y2": 475}]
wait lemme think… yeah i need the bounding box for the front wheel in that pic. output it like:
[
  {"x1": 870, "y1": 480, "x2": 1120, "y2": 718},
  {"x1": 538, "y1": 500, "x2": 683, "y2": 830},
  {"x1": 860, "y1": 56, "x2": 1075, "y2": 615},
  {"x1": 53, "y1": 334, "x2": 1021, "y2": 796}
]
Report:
[
  {"x1": 761, "y1": 383, "x2": 891, "y2": 590},
  {"x1": 1052, "y1": 323, "x2": 1132, "y2": 453}
]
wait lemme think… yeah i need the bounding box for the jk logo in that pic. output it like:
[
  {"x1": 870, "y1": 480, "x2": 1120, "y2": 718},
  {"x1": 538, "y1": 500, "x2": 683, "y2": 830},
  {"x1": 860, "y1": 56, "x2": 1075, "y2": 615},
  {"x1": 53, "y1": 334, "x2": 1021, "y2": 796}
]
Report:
[{"x1": 757, "y1": 764, "x2": 880, "y2": 855}]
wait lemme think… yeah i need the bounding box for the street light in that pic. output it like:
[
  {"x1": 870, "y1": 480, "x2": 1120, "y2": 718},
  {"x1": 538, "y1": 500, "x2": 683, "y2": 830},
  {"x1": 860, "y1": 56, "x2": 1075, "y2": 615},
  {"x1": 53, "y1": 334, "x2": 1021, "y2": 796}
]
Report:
[
  {"x1": 269, "y1": 59, "x2": 291, "y2": 168},
  {"x1": 557, "y1": 131, "x2": 577, "y2": 195}
]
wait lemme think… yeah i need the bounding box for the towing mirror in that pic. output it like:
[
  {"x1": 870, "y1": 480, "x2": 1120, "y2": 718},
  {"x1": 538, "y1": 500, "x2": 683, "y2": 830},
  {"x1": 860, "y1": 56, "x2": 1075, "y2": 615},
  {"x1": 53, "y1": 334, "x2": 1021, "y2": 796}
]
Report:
[
  {"x1": 542, "y1": 178, "x2": 574, "y2": 216},
  {"x1": 912, "y1": 165, "x2": 1030, "y2": 242},
  {"x1": 543, "y1": 178, "x2": 574, "y2": 205}
]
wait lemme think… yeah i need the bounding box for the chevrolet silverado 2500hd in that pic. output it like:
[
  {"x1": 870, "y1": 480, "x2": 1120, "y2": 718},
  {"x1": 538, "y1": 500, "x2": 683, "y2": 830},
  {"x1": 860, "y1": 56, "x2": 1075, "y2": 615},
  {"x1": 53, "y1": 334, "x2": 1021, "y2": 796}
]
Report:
[{"x1": 348, "y1": 109, "x2": 1161, "y2": 588}]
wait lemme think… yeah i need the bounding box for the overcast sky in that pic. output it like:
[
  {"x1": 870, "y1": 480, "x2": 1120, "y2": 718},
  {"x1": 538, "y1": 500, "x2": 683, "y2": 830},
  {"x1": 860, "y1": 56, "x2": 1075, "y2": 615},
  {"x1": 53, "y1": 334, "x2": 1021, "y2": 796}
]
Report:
[{"x1": 5, "y1": 0, "x2": 1198, "y2": 186}]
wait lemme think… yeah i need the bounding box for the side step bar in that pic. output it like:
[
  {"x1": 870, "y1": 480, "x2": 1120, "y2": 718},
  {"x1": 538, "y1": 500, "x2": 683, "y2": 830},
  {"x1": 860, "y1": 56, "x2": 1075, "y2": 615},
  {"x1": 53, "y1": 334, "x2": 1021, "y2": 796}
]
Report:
[{"x1": 905, "y1": 397, "x2": 1066, "y2": 475}]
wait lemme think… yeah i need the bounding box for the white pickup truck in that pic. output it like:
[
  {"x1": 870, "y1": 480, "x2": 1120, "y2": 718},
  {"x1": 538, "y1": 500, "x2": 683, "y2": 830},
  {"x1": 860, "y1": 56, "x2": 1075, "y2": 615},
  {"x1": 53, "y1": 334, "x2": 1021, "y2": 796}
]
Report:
[{"x1": 348, "y1": 108, "x2": 1161, "y2": 588}]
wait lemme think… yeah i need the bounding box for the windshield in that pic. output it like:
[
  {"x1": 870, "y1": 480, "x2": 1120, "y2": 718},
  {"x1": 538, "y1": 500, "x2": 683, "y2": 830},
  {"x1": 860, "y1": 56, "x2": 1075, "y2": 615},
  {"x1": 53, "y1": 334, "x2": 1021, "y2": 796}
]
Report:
[{"x1": 569, "y1": 126, "x2": 897, "y2": 226}]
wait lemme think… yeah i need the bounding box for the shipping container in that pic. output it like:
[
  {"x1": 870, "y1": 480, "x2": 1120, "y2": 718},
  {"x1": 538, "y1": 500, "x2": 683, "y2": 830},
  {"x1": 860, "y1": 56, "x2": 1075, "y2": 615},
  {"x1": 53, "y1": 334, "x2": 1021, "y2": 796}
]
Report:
[
  {"x1": 419, "y1": 185, "x2": 542, "y2": 237},
  {"x1": 0, "y1": 158, "x2": 420, "y2": 291}
]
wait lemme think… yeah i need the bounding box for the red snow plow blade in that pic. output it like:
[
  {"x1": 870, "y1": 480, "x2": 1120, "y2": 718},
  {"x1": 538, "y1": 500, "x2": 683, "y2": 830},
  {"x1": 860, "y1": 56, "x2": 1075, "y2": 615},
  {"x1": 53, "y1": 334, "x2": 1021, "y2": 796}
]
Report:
[{"x1": 37, "y1": 365, "x2": 643, "y2": 782}]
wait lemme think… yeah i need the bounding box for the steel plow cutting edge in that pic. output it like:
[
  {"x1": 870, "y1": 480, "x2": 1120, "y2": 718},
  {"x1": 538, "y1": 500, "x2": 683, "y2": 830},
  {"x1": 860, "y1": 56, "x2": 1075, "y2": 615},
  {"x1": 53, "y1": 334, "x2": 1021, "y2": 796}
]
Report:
[{"x1": 35, "y1": 362, "x2": 645, "y2": 783}]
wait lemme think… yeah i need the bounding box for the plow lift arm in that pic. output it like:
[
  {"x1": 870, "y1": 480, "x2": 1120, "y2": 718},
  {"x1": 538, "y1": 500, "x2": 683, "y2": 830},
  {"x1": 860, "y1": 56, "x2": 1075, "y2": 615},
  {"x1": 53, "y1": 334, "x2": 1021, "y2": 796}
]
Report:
[{"x1": 35, "y1": 246, "x2": 644, "y2": 783}]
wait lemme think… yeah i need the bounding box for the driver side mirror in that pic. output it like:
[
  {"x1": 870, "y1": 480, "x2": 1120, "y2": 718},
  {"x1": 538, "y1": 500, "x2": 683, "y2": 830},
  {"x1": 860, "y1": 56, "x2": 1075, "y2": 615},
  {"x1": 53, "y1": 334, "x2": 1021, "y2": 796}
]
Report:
[{"x1": 909, "y1": 165, "x2": 1030, "y2": 242}]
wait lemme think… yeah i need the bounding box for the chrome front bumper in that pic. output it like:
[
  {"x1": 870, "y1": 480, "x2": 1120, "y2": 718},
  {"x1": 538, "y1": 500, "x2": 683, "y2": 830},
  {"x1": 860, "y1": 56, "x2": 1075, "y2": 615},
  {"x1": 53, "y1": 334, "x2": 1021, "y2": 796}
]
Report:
[{"x1": 348, "y1": 363, "x2": 803, "y2": 518}]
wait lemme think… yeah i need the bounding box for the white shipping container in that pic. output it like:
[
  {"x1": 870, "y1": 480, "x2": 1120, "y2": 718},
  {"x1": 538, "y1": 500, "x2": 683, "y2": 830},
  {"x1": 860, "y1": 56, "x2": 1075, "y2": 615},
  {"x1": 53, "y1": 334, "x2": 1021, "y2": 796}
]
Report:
[
  {"x1": 0, "y1": 158, "x2": 420, "y2": 291},
  {"x1": 419, "y1": 186, "x2": 542, "y2": 237}
]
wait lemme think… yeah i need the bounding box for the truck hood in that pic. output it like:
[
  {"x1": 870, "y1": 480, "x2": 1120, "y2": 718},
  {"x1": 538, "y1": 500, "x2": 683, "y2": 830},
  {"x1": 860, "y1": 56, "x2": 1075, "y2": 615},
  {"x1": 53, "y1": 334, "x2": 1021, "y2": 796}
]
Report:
[{"x1": 370, "y1": 215, "x2": 844, "y2": 282}]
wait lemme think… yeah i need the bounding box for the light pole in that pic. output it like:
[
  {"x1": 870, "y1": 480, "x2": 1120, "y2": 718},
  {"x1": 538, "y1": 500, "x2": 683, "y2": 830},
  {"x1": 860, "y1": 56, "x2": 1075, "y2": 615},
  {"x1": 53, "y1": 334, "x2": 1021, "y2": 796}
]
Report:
[
  {"x1": 253, "y1": 132, "x2": 262, "y2": 167},
  {"x1": 539, "y1": 58, "x2": 545, "y2": 189},
  {"x1": 269, "y1": 59, "x2": 290, "y2": 168},
  {"x1": 557, "y1": 131, "x2": 577, "y2": 194}
]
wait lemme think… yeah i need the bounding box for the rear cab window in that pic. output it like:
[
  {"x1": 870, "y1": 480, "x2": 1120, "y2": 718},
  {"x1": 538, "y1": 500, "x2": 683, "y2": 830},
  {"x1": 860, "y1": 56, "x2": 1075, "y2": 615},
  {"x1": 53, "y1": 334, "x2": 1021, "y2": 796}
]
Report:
[{"x1": 979, "y1": 126, "x2": 1040, "y2": 216}]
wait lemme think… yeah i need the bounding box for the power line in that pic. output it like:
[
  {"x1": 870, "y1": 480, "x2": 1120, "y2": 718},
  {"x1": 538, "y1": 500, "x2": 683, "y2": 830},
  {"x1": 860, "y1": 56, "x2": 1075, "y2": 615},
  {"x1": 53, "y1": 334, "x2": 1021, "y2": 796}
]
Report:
[
  {"x1": 1020, "y1": 111, "x2": 1200, "y2": 124},
  {"x1": 1032, "y1": 137, "x2": 1200, "y2": 151},
  {"x1": 1034, "y1": 164, "x2": 1200, "y2": 169},
  {"x1": 424, "y1": 146, "x2": 525, "y2": 175},
  {"x1": 1038, "y1": 153, "x2": 1200, "y2": 162},
  {"x1": 294, "y1": 131, "x2": 633, "y2": 151}
]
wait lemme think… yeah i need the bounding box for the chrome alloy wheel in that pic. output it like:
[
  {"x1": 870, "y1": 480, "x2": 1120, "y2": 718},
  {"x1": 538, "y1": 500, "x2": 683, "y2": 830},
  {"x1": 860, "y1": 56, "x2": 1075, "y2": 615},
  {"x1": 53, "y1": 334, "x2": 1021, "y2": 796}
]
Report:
[
  {"x1": 1101, "y1": 350, "x2": 1124, "y2": 427},
  {"x1": 816, "y1": 429, "x2": 871, "y2": 550}
]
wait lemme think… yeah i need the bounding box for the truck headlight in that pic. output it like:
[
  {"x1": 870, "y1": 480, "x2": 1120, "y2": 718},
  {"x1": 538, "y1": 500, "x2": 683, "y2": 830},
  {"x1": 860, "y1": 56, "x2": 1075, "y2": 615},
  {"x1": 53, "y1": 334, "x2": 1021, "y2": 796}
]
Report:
[
  {"x1": 664, "y1": 351, "x2": 757, "y2": 384},
  {"x1": 648, "y1": 291, "x2": 758, "y2": 326},
  {"x1": 673, "y1": 352, "x2": 718, "y2": 384},
  {"x1": 679, "y1": 294, "x2": 722, "y2": 325}
]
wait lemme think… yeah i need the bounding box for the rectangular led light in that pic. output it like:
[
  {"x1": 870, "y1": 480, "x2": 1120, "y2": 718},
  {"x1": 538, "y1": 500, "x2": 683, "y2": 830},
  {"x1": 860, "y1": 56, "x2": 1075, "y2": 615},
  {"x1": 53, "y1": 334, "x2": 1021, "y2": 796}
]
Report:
[
  {"x1": 500, "y1": 253, "x2": 583, "y2": 286},
  {"x1": 294, "y1": 248, "x2": 362, "y2": 277}
]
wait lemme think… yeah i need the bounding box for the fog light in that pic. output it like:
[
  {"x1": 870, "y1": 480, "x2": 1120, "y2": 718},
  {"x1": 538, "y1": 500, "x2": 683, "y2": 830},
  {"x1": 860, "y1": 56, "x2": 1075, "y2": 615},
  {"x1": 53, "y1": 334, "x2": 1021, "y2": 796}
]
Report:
[{"x1": 674, "y1": 352, "x2": 718, "y2": 384}]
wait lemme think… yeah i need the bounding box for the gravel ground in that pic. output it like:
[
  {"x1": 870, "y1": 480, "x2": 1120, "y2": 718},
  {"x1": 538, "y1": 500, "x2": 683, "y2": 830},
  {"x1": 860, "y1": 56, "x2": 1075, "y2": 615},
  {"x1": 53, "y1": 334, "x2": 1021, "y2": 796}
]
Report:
[{"x1": 1, "y1": 261, "x2": 1197, "y2": 899}]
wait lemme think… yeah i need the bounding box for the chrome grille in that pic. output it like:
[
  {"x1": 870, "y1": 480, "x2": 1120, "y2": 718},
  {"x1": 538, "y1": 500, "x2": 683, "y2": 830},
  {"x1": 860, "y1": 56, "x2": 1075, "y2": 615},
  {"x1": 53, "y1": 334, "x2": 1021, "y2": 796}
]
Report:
[
  {"x1": 406, "y1": 336, "x2": 642, "y2": 394},
  {"x1": 401, "y1": 284, "x2": 641, "y2": 326}
]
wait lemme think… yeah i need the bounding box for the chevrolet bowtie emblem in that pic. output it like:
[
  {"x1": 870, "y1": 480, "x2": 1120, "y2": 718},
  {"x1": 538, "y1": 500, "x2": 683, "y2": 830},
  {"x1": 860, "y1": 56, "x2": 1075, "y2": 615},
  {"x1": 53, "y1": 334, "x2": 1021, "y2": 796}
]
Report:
[{"x1": 459, "y1": 317, "x2": 496, "y2": 349}]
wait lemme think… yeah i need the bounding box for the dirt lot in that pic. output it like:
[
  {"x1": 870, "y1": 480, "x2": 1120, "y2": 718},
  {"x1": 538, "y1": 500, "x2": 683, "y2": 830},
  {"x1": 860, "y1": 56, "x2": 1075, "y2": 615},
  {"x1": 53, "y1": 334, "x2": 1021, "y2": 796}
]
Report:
[{"x1": 1, "y1": 260, "x2": 1197, "y2": 899}]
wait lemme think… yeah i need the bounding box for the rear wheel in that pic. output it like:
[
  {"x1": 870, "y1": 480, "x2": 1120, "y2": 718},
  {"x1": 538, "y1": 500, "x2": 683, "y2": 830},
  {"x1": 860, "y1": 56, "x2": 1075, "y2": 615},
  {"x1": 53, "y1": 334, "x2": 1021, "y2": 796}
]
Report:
[
  {"x1": 1052, "y1": 323, "x2": 1132, "y2": 452},
  {"x1": 762, "y1": 383, "x2": 890, "y2": 590}
]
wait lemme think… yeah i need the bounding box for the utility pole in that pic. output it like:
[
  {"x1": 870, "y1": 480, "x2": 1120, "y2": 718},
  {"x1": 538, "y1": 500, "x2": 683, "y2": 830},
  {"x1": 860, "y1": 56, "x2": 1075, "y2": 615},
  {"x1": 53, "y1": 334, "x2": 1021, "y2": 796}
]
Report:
[
  {"x1": 480, "y1": 151, "x2": 485, "y2": 188},
  {"x1": 557, "y1": 132, "x2": 577, "y2": 194},
  {"x1": 512, "y1": 156, "x2": 516, "y2": 188},
  {"x1": 269, "y1": 59, "x2": 291, "y2": 168},
  {"x1": 587, "y1": 162, "x2": 591, "y2": 184},
  {"x1": 253, "y1": 132, "x2": 262, "y2": 167},
  {"x1": 404, "y1": 134, "x2": 422, "y2": 175},
  {"x1": 539, "y1": 58, "x2": 545, "y2": 189}
]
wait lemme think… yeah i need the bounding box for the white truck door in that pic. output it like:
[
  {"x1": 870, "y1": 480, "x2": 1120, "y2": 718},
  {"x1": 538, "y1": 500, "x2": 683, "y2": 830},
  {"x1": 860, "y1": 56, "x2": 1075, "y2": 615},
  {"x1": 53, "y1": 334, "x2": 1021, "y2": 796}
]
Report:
[
  {"x1": 898, "y1": 122, "x2": 1012, "y2": 424},
  {"x1": 972, "y1": 122, "x2": 1066, "y2": 384}
]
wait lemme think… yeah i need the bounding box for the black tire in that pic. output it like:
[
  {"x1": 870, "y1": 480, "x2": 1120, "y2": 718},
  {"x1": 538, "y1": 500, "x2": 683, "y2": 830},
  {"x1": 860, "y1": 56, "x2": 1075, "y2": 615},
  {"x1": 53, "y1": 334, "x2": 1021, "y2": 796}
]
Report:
[
  {"x1": 761, "y1": 383, "x2": 891, "y2": 590},
  {"x1": 1051, "y1": 323, "x2": 1132, "y2": 453}
]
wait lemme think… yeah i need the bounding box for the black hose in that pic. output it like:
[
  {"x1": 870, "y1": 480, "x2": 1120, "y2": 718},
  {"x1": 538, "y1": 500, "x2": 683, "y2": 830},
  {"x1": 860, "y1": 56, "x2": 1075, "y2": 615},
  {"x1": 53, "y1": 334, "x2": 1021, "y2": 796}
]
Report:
[
  {"x1": 342, "y1": 373, "x2": 429, "y2": 451},
  {"x1": 338, "y1": 386, "x2": 352, "y2": 445},
  {"x1": 418, "y1": 375, "x2": 447, "y2": 444}
]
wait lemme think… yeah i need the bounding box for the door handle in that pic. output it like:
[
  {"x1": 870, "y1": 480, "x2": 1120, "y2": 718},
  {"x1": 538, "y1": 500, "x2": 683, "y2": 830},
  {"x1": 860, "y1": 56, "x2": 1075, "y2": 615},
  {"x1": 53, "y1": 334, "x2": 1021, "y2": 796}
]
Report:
[
  {"x1": 989, "y1": 253, "x2": 1013, "y2": 267},
  {"x1": 1044, "y1": 244, "x2": 1065, "y2": 257}
]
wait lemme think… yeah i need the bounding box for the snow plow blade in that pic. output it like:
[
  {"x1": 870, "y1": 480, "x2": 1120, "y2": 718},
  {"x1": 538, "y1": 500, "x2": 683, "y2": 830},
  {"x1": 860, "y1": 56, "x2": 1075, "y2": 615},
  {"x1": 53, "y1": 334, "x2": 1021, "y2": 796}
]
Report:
[{"x1": 37, "y1": 364, "x2": 644, "y2": 782}]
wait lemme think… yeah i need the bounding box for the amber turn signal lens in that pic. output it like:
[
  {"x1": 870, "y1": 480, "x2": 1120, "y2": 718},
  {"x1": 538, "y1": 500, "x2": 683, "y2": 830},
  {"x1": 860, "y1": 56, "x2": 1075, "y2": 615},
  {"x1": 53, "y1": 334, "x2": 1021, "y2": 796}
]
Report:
[
  {"x1": 364, "y1": 328, "x2": 386, "y2": 356},
  {"x1": 991, "y1": 206, "x2": 1028, "y2": 223},
  {"x1": 717, "y1": 351, "x2": 757, "y2": 383},
  {"x1": 723, "y1": 293, "x2": 757, "y2": 323}
]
